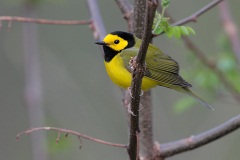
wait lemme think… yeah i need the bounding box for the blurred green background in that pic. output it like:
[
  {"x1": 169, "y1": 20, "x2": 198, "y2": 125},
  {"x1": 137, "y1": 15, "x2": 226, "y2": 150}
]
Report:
[{"x1": 0, "y1": 0, "x2": 240, "y2": 160}]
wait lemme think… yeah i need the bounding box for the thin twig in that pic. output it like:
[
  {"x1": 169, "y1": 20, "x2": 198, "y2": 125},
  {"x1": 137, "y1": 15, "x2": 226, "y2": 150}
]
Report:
[
  {"x1": 172, "y1": 0, "x2": 225, "y2": 26},
  {"x1": 166, "y1": 3, "x2": 240, "y2": 104},
  {"x1": 78, "y1": 136, "x2": 83, "y2": 149},
  {"x1": 56, "y1": 132, "x2": 61, "y2": 144},
  {"x1": 0, "y1": 16, "x2": 91, "y2": 26},
  {"x1": 16, "y1": 127, "x2": 127, "y2": 148},
  {"x1": 182, "y1": 36, "x2": 240, "y2": 103},
  {"x1": 159, "y1": 114, "x2": 240, "y2": 158},
  {"x1": 128, "y1": 1, "x2": 158, "y2": 160},
  {"x1": 87, "y1": 0, "x2": 107, "y2": 41},
  {"x1": 219, "y1": 1, "x2": 240, "y2": 63},
  {"x1": 115, "y1": 0, "x2": 134, "y2": 33}
]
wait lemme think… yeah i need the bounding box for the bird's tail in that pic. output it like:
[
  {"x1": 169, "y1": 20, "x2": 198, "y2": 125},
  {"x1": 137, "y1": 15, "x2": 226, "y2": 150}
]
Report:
[{"x1": 180, "y1": 87, "x2": 214, "y2": 110}]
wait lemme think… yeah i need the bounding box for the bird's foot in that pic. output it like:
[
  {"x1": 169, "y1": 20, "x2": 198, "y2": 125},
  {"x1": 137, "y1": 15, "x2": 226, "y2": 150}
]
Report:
[
  {"x1": 127, "y1": 104, "x2": 136, "y2": 116},
  {"x1": 129, "y1": 56, "x2": 137, "y2": 72},
  {"x1": 128, "y1": 87, "x2": 134, "y2": 99}
]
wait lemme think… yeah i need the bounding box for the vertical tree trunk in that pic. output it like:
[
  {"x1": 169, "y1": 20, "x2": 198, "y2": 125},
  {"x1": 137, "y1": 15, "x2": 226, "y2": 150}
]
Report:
[
  {"x1": 139, "y1": 91, "x2": 155, "y2": 160},
  {"x1": 134, "y1": 0, "x2": 146, "y2": 38},
  {"x1": 22, "y1": 3, "x2": 48, "y2": 160},
  {"x1": 133, "y1": 1, "x2": 156, "y2": 160}
]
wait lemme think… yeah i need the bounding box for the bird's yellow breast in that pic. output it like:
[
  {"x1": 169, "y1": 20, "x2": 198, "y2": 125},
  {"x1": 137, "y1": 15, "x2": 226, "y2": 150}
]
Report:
[{"x1": 104, "y1": 54, "x2": 158, "y2": 91}]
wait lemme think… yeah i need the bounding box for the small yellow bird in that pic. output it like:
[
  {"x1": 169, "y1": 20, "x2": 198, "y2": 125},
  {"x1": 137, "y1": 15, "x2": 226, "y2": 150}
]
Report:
[{"x1": 95, "y1": 31, "x2": 212, "y2": 110}]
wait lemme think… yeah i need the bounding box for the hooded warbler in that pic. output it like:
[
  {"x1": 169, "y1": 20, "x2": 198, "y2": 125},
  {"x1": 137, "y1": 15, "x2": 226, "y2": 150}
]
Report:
[{"x1": 95, "y1": 31, "x2": 212, "y2": 110}]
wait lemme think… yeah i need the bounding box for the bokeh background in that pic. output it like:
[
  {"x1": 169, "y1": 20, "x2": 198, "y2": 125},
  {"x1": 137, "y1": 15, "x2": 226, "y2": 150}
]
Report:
[{"x1": 0, "y1": 0, "x2": 240, "y2": 160}]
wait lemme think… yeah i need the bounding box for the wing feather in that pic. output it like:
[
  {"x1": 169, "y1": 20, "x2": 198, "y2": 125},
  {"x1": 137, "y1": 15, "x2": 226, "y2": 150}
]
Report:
[{"x1": 120, "y1": 41, "x2": 191, "y2": 87}]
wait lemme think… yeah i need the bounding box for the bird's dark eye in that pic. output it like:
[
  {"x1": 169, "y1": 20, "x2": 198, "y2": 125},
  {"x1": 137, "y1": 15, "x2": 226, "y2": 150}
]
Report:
[{"x1": 114, "y1": 40, "x2": 120, "y2": 44}]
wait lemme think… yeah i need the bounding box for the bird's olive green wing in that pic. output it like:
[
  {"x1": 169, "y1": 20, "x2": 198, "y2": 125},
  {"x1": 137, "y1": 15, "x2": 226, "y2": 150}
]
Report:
[{"x1": 120, "y1": 44, "x2": 191, "y2": 87}]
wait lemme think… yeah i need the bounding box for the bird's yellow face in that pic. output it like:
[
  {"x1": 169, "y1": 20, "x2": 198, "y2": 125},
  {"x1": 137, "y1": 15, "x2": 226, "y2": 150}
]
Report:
[
  {"x1": 103, "y1": 34, "x2": 128, "y2": 52},
  {"x1": 95, "y1": 31, "x2": 135, "y2": 62}
]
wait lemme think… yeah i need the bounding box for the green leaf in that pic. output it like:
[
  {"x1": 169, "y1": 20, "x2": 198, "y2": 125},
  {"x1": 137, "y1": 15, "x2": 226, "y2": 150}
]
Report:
[
  {"x1": 152, "y1": 27, "x2": 164, "y2": 35},
  {"x1": 161, "y1": 0, "x2": 170, "y2": 8},
  {"x1": 186, "y1": 26, "x2": 196, "y2": 35},
  {"x1": 151, "y1": 8, "x2": 196, "y2": 38},
  {"x1": 173, "y1": 97, "x2": 196, "y2": 114},
  {"x1": 165, "y1": 26, "x2": 195, "y2": 38},
  {"x1": 152, "y1": 11, "x2": 163, "y2": 35},
  {"x1": 171, "y1": 26, "x2": 181, "y2": 38},
  {"x1": 152, "y1": 11, "x2": 161, "y2": 29},
  {"x1": 166, "y1": 27, "x2": 174, "y2": 37},
  {"x1": 180, "y1": 26, "x2": 189, "y2": 35},
  {"x1": 152, "y1": 12, "x2": 170, "y2": 35}
]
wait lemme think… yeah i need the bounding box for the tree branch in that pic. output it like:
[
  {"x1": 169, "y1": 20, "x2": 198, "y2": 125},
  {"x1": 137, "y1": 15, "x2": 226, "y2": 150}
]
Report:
[
  {"x1": 172, "y1": 0, "x2": 225, "y2": 26},
  {"x1": 159, "y1": 114, "x2": 240, "y2": 158},
  {"x1": 0, "y1": 16, "x2": 91, "y2": 26},
  {"x1": 182, "y1": 36, "x2": 240, "y2": 103},
  {"x1": 128, "y1": 1, "x2": 158, "y2": 160},
  {"x1": 219, "y1": 1, "x2": 240, "y2": 63},
  {"x1": 165, "y1": 1, "x2": 240, "y2": 104},
  {"x1": 87, "y1": 0, "x2": 107, "y2": 41},
  {"x1": 16, "y1": 127, "x2": 127, "y2": 148},
  {"x1": 115, "y1": 0, "x2": 134, "y2": 33}
]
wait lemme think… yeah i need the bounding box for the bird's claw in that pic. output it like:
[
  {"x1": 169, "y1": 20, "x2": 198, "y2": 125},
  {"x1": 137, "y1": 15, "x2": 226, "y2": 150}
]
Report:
[
  {"x1": 128, "y1": 87, "x2": 133, "y2": 99},
  {"x1": 127, "y1": 104, "x2": 136, "y2": 116},
  {"x1": 129, "y1": 56, "x2": 137, "y2": 72}
]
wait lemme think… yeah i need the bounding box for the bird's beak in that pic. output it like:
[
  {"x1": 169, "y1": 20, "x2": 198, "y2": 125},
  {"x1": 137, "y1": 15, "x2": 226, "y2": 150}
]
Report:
[{"x1": 95, "y1": 41, "x2": 109, "y2": 46}]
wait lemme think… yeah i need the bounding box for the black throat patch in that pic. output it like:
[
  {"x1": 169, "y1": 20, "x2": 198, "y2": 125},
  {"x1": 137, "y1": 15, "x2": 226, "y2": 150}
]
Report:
[{"x1": 103, "y1": 46, "x2": 120, "y2": 62}]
